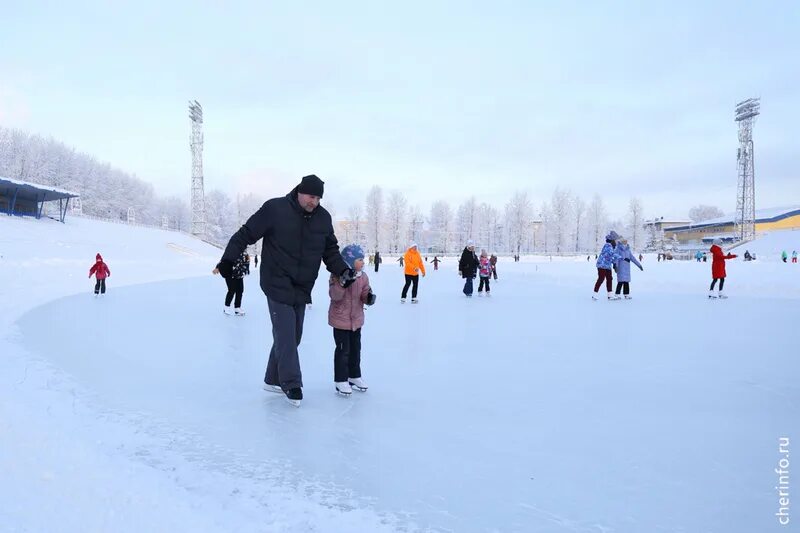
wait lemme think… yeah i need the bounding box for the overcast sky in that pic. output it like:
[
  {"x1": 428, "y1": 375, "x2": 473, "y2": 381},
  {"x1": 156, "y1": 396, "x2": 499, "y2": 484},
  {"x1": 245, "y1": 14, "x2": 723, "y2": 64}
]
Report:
[{"x1": 2, "y1": 0, "x2": 798, "y2": 219}]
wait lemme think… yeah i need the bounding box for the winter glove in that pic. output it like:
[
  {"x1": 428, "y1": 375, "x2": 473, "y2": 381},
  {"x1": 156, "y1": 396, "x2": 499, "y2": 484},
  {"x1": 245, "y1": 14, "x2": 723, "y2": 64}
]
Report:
[
  {"x1": 624, "y1": 258, "x2": 631, "y2": 263},
  {"x1": 613, "y1": 265, "x2": 618, "y2": 273},
  {"x1": 217, "y1": 260, "x2": 234, "y2": 279},
  {"x1": 639, "y1": 266, "x2": 644, "y2": 271},
  {"x1": 339, "y1": 268, "x2": 357, "y2": 288},
  {"x1": 365, "y1": 291, "x2": 377, "y2": 306}
]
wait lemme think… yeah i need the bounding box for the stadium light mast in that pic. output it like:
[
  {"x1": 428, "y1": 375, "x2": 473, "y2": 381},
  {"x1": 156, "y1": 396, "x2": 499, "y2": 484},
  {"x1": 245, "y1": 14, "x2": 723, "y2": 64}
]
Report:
[
  {"x1": 734, "y1": 97, "x2": 759, "y2": 242},
  {"x1": 189, "y1": 100, "x2": 205, "y2": 237}
]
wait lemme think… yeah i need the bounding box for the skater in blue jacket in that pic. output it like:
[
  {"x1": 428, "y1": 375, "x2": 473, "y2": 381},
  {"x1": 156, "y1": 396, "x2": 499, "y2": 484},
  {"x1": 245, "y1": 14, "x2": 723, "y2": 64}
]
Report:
[
  {"x1": 614, "y1": 239, "x2": 643, "y2": 299},
  {"x1": 592, "y1": 231, "x2": 621, "y2": 300}
]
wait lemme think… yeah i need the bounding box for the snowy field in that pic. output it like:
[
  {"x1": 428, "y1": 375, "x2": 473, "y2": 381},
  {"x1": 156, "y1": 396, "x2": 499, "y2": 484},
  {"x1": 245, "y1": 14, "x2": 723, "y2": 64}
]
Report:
[{"x1": 1, "y1": 216, "x2": 798, "y2": 532}]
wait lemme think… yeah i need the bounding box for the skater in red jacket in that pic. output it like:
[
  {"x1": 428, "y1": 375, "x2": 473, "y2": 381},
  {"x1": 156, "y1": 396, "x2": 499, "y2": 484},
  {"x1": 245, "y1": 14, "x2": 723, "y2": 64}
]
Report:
[
  {"x1": 88, "y1": 253, "x2": 111, "y2": 296},
  {"x1": 709, "y1": 239, "x2": 736, "y2": 299}
]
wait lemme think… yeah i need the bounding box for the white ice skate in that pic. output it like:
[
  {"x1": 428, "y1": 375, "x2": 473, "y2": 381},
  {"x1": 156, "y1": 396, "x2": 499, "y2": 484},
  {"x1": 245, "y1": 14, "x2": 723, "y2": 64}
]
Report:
[
  {"x1": 592, "y1": 293, "x2": 599, "y2": 300},
  {"x1": 285, "y1": 397, "x2": 301, "y2": 407},
  {"x1": 411, "y1": 298, "x2": 419, "y2": 304},
  {"x1": 477, "y1": 292, "x2": 484, "y2": 297},
  {"x1": 335, "y1": 381, "x2": 352, "y2": 396},
  {"x1": 262, "y1": 383, "x2": 283, "y2": 394},
  {"x1": 234, "y1": 308, "x2": 246, "y2": 316},
  {"x1": 400, "y1": 298, "x2": 407, "y2": 304},
  {"x1": 624, "y1": 295, "x2": 632, "y2": 300},
  {"x1": 349, "y1": 377, "x2": 368, "y2": 392},
  {"x1": 718, "y1": 292, "x2": 728, "y2": 299},
  {"x1": 485, "y1": 292, "x2": 491, "y2": 298},
  {"x1": 708, "y1": 290, "x2": 718, "y2": 300},
  {"x1": 608, "y1": 292, "x2": 621, "y2": 300},
  {"x1": 223, "y1": 306, "x2": 233, "y2": 315}
]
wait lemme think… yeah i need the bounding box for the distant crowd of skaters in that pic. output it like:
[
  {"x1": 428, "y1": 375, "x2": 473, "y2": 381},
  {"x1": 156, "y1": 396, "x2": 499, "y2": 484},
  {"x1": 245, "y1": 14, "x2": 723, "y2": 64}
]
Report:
[{"x1": 83, "y1": 174, "x2": 795, "y2": 407}]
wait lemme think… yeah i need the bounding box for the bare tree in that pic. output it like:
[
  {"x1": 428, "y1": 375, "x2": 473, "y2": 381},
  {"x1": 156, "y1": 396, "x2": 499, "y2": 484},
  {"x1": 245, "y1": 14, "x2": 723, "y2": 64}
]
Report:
[
  {"x1": 456, "y1": 197, "x2": 479, "y2": 245},
  {"x1": 429, "y1": 200, "x2": 454, "y2": 254},
  {"x1": 540, "y1": 202, "x2": 552, "y2": 253},
  {"x1": 573, "y1": 195, "x2": 586, "y2": 252},
  {"x1": 365, "y1": 186, "x2": 384, "y2": 252},
  {"x1": 587, "y1": 194, "x2": 609, "y2": 251},
  {"x1": 504, "y1": 191, "x2": 534, "y2": 255},
  {"x1": 386, "y1": 191, "x2": 408, "y2": 253},
  {"x1": 347, "y1": 204, "x2": 364, "y2": 245},
  {"x1": 688, "y1": 204, "x2": 724, "y2": 222},
  {"x1": 550, "y1": 188, "x2": 573, "y2": 253},
  {"x1": 627, "y1": 197, "x2": 645, "y2": 250},
  {"x1": 407, "y1": 204, "x2": 425, "y2": 246}
]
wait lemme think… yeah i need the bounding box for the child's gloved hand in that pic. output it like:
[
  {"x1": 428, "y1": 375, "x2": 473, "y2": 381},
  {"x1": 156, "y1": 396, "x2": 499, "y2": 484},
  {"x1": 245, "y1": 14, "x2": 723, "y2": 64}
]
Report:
[
  {"x1": 339, "y1": 269, "x2": 356, "y2": 288},
  {"x1": 366, "y1": 291, "x2": 377, "y2": 306}
]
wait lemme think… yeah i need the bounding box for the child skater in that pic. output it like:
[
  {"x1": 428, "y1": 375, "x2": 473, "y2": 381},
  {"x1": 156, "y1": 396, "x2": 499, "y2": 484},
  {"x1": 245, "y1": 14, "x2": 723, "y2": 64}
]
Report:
[
  {"x1": 328, "y1": 244, "x2": 376, "y2": 396},
  {"x1": 478, "y1": 249, "x2": 492, "y2": 296},
  {"x1": 709, "y1": 238, "x2": 737, "y2": 299}
]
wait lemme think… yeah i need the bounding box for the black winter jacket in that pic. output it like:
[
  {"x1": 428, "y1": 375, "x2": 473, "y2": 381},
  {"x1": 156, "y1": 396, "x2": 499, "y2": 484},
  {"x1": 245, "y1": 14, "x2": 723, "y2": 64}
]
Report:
[
  {"x1": 221, "y1": 188, "x2": 349, "y2": 305},
  {"x1": 216, "y1": 252, "x2": 248, "y2": 280},
  {"x1": 458, "y1": 248, "x2": 479, "y2": 278}
]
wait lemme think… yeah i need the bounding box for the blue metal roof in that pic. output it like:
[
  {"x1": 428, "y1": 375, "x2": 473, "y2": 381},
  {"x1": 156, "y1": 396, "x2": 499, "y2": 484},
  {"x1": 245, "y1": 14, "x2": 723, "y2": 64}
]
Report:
[{"x1": 667, "y1": 207, "x2": 800, "y2": 233}]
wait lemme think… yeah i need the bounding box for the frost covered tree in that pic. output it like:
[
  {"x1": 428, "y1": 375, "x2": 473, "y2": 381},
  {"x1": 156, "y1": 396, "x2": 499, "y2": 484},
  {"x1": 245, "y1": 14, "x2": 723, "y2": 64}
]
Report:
[
  {"x1": 346, "y1": 204, "x2": 364, "y2": 245},
  {"x1": 477, "y1": 203, "x2": 501, "y2": 253},
  {"x1": 407, "y1": 204, "x2": 425, "y2": 246},
  {"x1": 0, "y1": 126, "x2": 170, "y2": 225},
  {"x1": 365, "y1": 186, "x2": 384, "y2": 252},
  {"x1": 587, "y1": 194, "x2": 609, "y2": 252},
  {"x1": 626, "y1": 197, "x2": 645, "y2": 251},
  {"x1": 688, "y1": 205, "x2": 724, "y2": 222},
  {"x1": 573, "y1": 195, "x2": 586, "y2": 252},
  {"x1": 456, "y1": 197, "x2": 479, "y2": 246},
  {"x1": 549, "y1": 188, "x2": 573, "y2": 253},
  {"x1": 428, "y1": 200, "x2": 454, "y2": 254},
  {"x1": 386, "y1": 191, "x2": 408, "y2": 253},
  {"x1": 204, "y1": 190, "x2": 238, "y2": 245},
  {"x1": 504, "y1": 191, "x2": 534, "y2": 255}
]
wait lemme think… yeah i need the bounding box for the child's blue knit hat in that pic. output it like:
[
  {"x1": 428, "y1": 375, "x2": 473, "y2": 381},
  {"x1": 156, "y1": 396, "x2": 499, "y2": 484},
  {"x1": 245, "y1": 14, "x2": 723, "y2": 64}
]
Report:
[{"x1": 341, "y1": 244, "x2": 365, "y2": 269}]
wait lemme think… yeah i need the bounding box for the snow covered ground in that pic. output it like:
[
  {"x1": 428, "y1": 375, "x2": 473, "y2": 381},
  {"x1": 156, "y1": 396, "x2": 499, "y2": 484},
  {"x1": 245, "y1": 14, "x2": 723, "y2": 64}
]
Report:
[{"x1": 1, "y1": 215, "x2": 798, "y2": 532}]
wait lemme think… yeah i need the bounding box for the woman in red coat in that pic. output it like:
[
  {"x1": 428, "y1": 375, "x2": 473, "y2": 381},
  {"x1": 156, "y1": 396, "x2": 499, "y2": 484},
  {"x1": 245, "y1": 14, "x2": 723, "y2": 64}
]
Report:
[
  {"x1": 88, "y1": 253, "x2": 111, "y2": 296},
  {"x1": 709, "y1": 239, "x2": 736, "y2": 299}
]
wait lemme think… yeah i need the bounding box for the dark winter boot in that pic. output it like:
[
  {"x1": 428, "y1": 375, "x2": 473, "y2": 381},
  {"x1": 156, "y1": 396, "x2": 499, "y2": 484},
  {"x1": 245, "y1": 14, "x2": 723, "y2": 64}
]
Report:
[{"x1": 285, "y1": 387, "x2": 303, "y2": 407}]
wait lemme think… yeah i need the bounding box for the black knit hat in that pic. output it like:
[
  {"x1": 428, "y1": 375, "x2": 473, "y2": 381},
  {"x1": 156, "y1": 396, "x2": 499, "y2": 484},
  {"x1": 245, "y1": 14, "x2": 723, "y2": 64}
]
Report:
[{"x1": 297, "y1": 174, "x2": 324, "y2": 198}]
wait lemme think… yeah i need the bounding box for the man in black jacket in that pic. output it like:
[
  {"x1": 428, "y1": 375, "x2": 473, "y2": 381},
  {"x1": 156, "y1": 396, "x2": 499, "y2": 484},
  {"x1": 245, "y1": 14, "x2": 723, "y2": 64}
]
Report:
[
  {"x1": 458, "y1": 240, "x2": 479, "y2": 297},
  {"x1": 217, "y1": 174, "x2": 353, "y2": 406}
]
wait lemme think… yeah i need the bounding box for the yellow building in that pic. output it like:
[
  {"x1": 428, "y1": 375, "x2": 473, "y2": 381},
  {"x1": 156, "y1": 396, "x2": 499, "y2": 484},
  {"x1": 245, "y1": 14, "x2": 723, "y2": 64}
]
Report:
[{"x1": 663, "y1": 206, "x2": 800, "y2": 243}]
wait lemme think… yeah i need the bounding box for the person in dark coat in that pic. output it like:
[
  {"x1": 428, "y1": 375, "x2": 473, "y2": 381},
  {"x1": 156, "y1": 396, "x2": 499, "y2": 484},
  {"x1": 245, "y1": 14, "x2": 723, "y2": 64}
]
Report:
[
  {"x1": 458, "y1": 240, "x2": 479, "y2": 297},
  {"x1": 213, "y1": 251, "x2": 248, "y2": 315},
  {"x1": 374, "y1": 250, "x2": 382, "y2": 273},
  {"x1": 217, "y1": 174, "x2": 352, "y2": 407},
  {"x1": 489, "y1": 253, "x2": 498, "y2": 280}
]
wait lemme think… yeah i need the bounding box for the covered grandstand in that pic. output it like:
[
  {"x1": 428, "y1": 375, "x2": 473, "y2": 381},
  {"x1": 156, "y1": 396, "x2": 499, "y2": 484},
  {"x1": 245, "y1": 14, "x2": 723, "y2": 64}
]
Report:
[{"x1": 0, "y1": 176, "x2": 80, "y2": 223}]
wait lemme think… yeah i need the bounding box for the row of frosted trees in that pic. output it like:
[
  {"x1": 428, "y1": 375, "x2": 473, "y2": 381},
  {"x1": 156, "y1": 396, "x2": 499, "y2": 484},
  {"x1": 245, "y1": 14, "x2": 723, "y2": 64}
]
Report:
[{"x1": 337, "y1": 185, "x2": 647, "y2": 255}]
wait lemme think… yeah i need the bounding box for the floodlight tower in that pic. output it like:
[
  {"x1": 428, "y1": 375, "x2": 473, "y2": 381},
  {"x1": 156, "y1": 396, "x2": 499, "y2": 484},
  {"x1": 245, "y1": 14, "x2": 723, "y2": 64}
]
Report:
[
  {"x1": 734, "y1": 97, "x2": 760, "y2": 242},
  {"x1": 189, "y1": 100, "x2": 205, "y2": 237}
]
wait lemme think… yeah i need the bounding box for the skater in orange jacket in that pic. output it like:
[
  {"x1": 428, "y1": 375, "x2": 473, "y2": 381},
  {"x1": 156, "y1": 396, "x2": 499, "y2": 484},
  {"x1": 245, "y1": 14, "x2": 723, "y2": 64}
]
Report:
[{"x1": 401, "y1": 243, "x2": 425, "y2": 303}]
